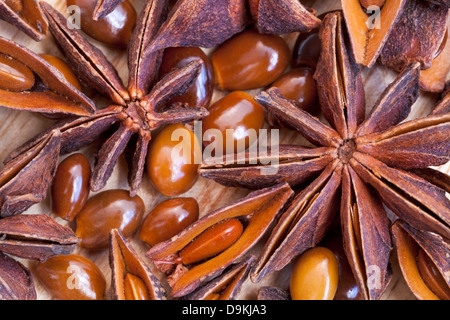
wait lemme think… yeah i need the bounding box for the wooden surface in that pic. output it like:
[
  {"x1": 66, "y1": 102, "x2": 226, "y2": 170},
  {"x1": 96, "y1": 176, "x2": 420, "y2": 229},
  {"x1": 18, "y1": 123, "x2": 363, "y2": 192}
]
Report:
[{"x1": 1, "y1": 0, "x2": 448, "y2": 300}]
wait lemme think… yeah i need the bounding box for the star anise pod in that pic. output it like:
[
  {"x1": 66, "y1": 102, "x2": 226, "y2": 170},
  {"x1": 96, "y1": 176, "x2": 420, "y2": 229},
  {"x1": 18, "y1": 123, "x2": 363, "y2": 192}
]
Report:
[
  {"x1": 0, "y1": 0, "x2": 256, "y2": 215},
  {"x1": 0, "y1": 0, "x2": 48, "y2": 41},
  {"x1": 199, "y1": 11, "x2": 450, "y2": 300}
]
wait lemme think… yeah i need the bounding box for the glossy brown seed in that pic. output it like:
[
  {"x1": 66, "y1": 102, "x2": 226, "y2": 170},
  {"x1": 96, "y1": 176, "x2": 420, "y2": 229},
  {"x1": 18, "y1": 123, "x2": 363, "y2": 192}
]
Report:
[
  {"x1": 35, "y1": 254, "x2": 106, "y2": 300},
  {"x1": 177, "y1": 218, "x2": 244, "y2": 265},
  {"x1": 290, "y1": 247, "x2": 339, "y2": 300},
  {"x1": 75, "y1": 189, "x2": 145, "y2": 250},
  {"x1": 202, "y1": 91, "x2": 265, "y2": 155},
  {"x1": 66, "y1": 0, "x2": 137, "y2": 48},
  {"x1": 146, "y1": 124, "x2": 201, "y2": 197},
  {"x1": 0, "y1": 53, "x2": 35, "y2": 91},
  {"x1": 158, "y1": 47, "x2": 214, "y2": 110},
  {"x1": 292, "y1": 28, "x2": 321, "y2": 69},
  {"x1": 270, "y1": 68, "x2": 318, "y2": 113},
  {"x1": 124, "y1": 273, "x2": 150, "y2": 300},
  {"x1": 417, "y1": 248, "x2": 450, "y2": 300},
  {"x1": 139, "y1": 197, "x2": 199, "y2": 246},
  {"x1": 52, "y1": 153, "x2": 91, "y2": 221},
  {"x1": 40, "y1": 54, "x2": 82, "y2": 91},
  {"x1": 211, "y1": 29, "x2": 290, "y2": 91}
]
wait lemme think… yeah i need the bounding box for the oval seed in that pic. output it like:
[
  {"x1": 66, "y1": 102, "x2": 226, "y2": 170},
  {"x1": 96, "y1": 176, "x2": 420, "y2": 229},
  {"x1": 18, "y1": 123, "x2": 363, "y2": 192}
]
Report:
[
  {"x1": 211, "y1": 29, "x2": 290, "y2": 91},
  {"x1": 158, "y1": 47, "x2": 214, "y2": 110},
  {"x1": 75, "y1": 189, "x2": 145, "y2": 250},
  {"x1": 146, "y1": 124, "x2": 201, "y2": 197},
  {"x1": 202, "y1": 91, "x2": 265, "y2": 155},
  {"x1": 139, "y1": 197, "x2": 199, "y2": 246},
  {"x1": 270, "y1": 68, "x2": 318, "y2": 113},
  {"x1": 36, "y1": 254, "x2": 106, "y2": 300},
  {"x1": 177, "y1": 219, "x2": 244, "y2": 265},
  {"x1": 66, "y1": 0, "x2": 137, "y2": 48},
  {"x1": 52, "y1": 153, "x2": 91, "y2": 221},
  {"x1": 292, "y1": 28, "x2": 321, "y2": 69},
  {"x1": 0, "y1": 53, "x2": 35, "y2": 91},
  {"x1": 290, "y1": 247, "x2": 339, "y2": 300},
  {"x1": 124, "y1": 273, "x2": 150, "y2": 300}
]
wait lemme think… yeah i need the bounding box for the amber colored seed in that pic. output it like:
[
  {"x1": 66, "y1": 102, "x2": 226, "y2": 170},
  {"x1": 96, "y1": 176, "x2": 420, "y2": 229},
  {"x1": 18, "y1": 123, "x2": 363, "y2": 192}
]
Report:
[
  {"x1": 35, "y1": 254, "x2": 106, "y2": 300},
  {"x1": 124, "y1": 273, "x2": 150, "y2": 300},
  {"x1": 75, "y1": 189, "x2": 145, "y2": 250},
  {"x1": 0, "y1": 53, "x2": 35, "y2": 91},
  {"x1": 292, "y1": 29, "x2": 321, "y2": 69},
  {"x1": 146, "y1": 124, "x2": 201, "y2": 197},
  {"x1": 158, "y1": 47, "x2": 214, "y2": 110},
  {"x1": 139, "y1": 197, "x2": 199, "y2": 246},
  {"x1": 270, "y1": 68, "x2": 318, "y2": 113},
  {"x1": 66, "y1": 0, "x2": 137, "y2": 48},
  {"x1": 290, "y1": 247, "x2": 339, "y2": 300},
  {"x1": 51, "y1": 153, "x2": 91, "y2": 221},
  {"x1": 202, "y1": 91, "x2": 265, "y2": 155},
  {"x1": 360, "y1": 0, "x2": 386, "y2": 9},
  {"x1": 177, "y1": 218, "x2": 244, "y2": 265},
  {"x1": 417, "y1": 248, "x2": 450, "y2": 300},
  {"x1": 40, "y1": 54, "x2": 82, "y2": 91},
  {"x1": 211, "y1": 29, "x2": 290, "y2": 91}
]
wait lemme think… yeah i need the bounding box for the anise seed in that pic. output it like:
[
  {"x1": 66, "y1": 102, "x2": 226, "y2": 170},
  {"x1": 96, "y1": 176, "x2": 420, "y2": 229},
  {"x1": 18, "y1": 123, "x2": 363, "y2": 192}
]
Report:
[{"x1": 0, "y1": 53, "x2": 35, "y2": 91}]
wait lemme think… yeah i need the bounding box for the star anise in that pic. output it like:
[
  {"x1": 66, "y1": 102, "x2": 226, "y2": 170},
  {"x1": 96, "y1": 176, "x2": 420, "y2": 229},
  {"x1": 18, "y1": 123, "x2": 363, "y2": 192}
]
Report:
[
  {"x1": 0, "y1": 0, "x2": 48, "y2": 41},
  {"x1": 199, "y1": 11, "x2": 450, "y2": 300},
  {"x1": 0, "y1": 0, "x2": 256, "y2": 219}
]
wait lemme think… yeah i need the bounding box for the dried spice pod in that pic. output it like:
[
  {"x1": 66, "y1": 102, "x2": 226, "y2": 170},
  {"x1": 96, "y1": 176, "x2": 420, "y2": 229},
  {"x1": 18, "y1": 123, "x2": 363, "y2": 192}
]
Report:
[
  {"x1": 257, "y1": 286, "x2": 290, "y2": 300},
  {"x1": 146, "y1": 183, "x2": 293, "y2": 298},
  {"x1": 184, "y1": 255, "x2": 255, "y2": 300},
  {"x1": 146, "y1": 0, "x2": 248, "y2": 53},
  {"x1": 200, "y1": 11, "x2": 450, "y2": 300},
  {"x1": 0, "y1": 0, "x2": 48, "y2": 41},
  {"x1": 0, "y1": 214, "x2": 80, "y2": 261},
  {"x1": 109, "y1": 229, "x2": 166, "y2": 300},
  {"x1": 0, "y1": 37, "x2": 95, "y2": 116},
  {"x1": 379, "y1": 0, "x2": 449, "y2": 88},
  {"x1": 0, "y1": 251, "x2": 36, "y2": 300},
  {"x1": 0, "y1": 130, "x2": 61, "y2": 217},
  {"x1": 419, "y1": 28, "x2": 450, "y2": 92},
  {"x1": 248, "y1": 0, "x2": 321, "y2": 35},
  {"x1": 392, "y1": 220, "x2": 450, "y2": 300},
  {"x1": 341, "y1": 0, "x2": 407, "y2": 68}
]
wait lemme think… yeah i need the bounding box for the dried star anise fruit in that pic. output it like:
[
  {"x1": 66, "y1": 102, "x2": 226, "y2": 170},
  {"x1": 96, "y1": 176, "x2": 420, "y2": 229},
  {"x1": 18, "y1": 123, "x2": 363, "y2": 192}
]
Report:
[
  {"x1": 0, "y1": 0, "x2": 254, "y2": 213},
  {"x1": 0, "y1": 0, "x2": 48, "y2": 41},
  {"x1": 200, "y1": 11, "x2": 450, "y2": 300}
]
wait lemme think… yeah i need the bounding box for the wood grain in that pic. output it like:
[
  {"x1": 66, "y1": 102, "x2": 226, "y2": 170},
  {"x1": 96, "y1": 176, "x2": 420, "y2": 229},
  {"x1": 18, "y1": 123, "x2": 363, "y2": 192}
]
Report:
[{"x1": 1, "y1": 0, "x2": 447, "y2": 300}]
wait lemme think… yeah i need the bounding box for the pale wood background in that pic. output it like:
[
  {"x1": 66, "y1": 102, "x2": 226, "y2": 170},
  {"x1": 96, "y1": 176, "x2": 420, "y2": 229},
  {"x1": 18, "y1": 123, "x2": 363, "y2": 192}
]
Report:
[{"x1": 1, "y1": 0, "x2": 448, "y2": 300}]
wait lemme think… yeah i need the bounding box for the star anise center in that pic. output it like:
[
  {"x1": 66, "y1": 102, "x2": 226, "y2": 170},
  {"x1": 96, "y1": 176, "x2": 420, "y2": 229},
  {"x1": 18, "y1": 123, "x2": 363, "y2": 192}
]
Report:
[{"x1": 338, "y1": 138, "x2": 357, "y2": 164}]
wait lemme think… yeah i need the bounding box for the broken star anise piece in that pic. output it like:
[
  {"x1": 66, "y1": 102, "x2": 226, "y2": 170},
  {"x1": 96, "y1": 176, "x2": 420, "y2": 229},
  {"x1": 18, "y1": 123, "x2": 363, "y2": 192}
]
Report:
[
  {"x1": 146, "y1": 183, "x2": 293, "y2": 298},
  {"x1": 248, "y1": 0, "x2": 321, "y2": 35},
  {"x1": 0, "y1": 0, "x2": 48, "y2": 41},
  {"x1": 0, "y1": 213, "x2": 80, "y2": 261},
  {"x1": 109, "y1": 229, "x2": 166, "y2": 300},
  {"x1": 1, "y1": 0, "x2": 256, "y2": 204},
  {"x1": 392, "y1": 219, "x2": 450, "y2": 300},
  {"x1": 0, "y1": 251, "x2": 36, "y2": 300},
  {"x1": 379, "y1": 0, "x2": 450, "y2": 92},
  {"x1": 200, "y1": 11, "x2": 450, "y2": 300}
]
